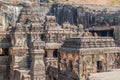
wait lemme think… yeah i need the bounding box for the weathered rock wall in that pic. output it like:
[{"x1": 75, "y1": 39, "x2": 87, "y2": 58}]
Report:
[{"x1": 51, "y1": 3, "x2": 120, "y2": 27}]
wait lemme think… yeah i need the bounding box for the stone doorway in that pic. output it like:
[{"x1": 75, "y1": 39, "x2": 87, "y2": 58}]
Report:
[
  {"x1": 97, "y1": 61, "x2": 103, "y2": 72},
  {"x1": 2, "y1": 48, "x2": 9, "y2": 55}
]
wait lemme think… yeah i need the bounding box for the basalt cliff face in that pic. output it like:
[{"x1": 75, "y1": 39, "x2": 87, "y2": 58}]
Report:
[{"x1": 0, "y1": 0, "x2": 120, "y2": 6}]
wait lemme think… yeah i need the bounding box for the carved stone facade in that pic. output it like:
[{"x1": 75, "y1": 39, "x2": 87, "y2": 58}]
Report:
[
  {"x1": 30, "y1": 39, "x2": 45, "y2": 80},
  {"x1": 59, "y1": 33, "x2": 120, "y2": 80},
  {"x1": 0, "y1": 2, "x2": 120, "y2": 80}
]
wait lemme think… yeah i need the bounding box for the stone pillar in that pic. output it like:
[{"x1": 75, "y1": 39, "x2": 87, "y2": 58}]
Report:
[
  {"x1": 30, "y1": 40, "x2": 46, "y2": 80},
  {"x1": 46, "y1": 50, "x2": 54, "y2": 58}
]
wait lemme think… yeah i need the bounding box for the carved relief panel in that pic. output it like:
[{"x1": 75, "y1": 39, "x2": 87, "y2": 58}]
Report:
[{"x1": 15, "y1": 34, "x2": 27, "y2": 47}]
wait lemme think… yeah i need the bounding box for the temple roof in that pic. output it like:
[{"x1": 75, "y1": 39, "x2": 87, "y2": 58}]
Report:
[{"x1": 59, "y1": 36, "x2": 120, "y2": 54}]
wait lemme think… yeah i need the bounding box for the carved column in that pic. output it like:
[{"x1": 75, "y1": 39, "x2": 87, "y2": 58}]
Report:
[{"x1": 30, "y1": 40, "x2": 45, "y2": 80}]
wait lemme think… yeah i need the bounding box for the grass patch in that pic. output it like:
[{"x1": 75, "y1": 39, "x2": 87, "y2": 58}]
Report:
[{"x1": 111, "y1": 0, "x2": 120, "y2": 5}]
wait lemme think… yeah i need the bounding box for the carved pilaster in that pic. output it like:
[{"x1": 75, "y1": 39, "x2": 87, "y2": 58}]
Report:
[{"x1": 30, "y1": 39, "x2": 45, "y2": 80}]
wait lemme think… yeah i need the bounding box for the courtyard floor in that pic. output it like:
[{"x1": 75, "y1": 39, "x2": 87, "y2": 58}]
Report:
[{"x1": 89, "y1": 69, "x2": 120, "y2": 80}]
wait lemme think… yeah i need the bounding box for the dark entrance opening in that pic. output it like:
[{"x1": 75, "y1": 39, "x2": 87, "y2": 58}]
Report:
[
  {"x1": 2, "y1": 48, "x2": 9, "y2": 56},
  {"x1": 53, "y1": 49, "x2": 58, "y2": 58},
  {"x1": 97, "y1": 61, "x2": 103, "y2": 72},
  {"x1": 53, "y1": 77, "x2": 57, "y2": 80},
  {"x1": 90, "y1": 29, "x2": 114, "y2": 37}
]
